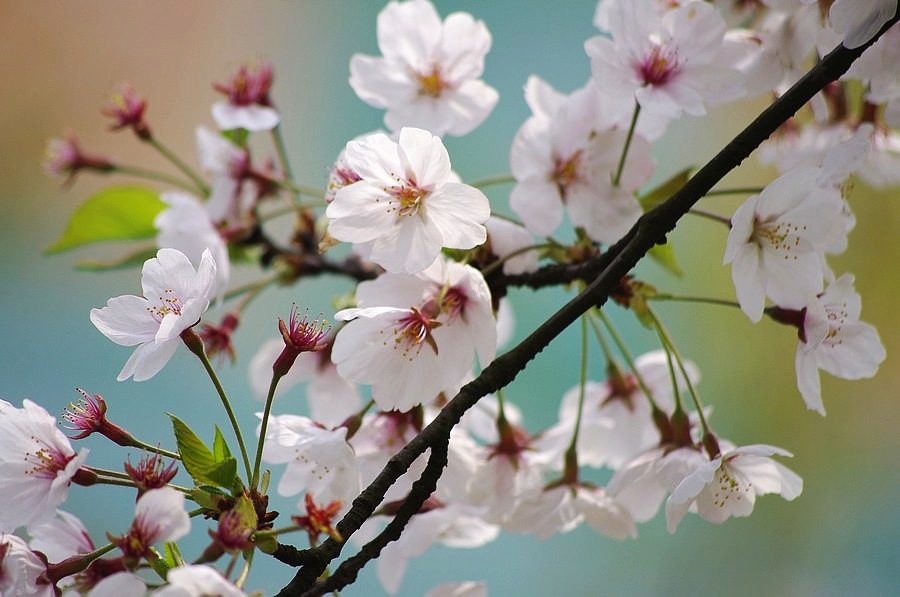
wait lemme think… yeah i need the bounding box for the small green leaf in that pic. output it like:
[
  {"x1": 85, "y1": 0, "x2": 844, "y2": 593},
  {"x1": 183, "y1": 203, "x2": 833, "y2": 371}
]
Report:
[
  {"x1": 146, "y1": 547, "x2": 171, "y2": 580},
  {"x1": 167, "y1": 414, "x2": 216, "y2": 482},
  {"x1": 167, "y1": 415, "x2": 237, "y2": 489},
  {"x1": 222, "y1": 128, "x2": 250, "y2": 147},
  {"x1": 260, "y1": 469, "x2": 271, "y2": 495},
  {"x1": 202, "y1": 457, "x2": 238, "y2": 490},
  {"x1": 639, "y1": 168, "x2": 692, "y2": 211},
  {"x1": 213, "y1": 426, "x2": 233, "y2": 463},
  {"x1": 163, "y1": 542, "x2": 185, "y2": 569},
  {"x1": 648, "y1": 243, "x2": 684, "y2": 277},
  {"x1": 74, "y1": 244, "x2": 158, "y2": 272},
  {"x1": 46, "y1": 186, "x2": 164, "y2": 254}
]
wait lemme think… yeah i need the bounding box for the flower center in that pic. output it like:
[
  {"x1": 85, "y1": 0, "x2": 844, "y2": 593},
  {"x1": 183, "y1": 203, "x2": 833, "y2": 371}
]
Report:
[
  {"x1": 440, "y1": 286, "x2": 468, "y2": 322},
  {"x1": 25, "y1": 438, "x2": 73, "y2": 479},
  {"x1": 385, "y1": 307, "x2": 441, "y2": 358},
  {"x1": 823, "y1": 302, "x2": 849, "y2": 346},
  {"x1": 416, "y1": 65, "x2": 451, "y2": 98},
  {"x1": 552, "y1": 151, "x2": 584, "y2": 198},
  {"x1": 752, "y1": 216, "x2": 806, "y2": 261},
  {"x1": 146, "y1": 288, "x2": 185, "y2": 322},
  {"x1": 639, "y1": 45, "x2": 679, "y2": 87}
]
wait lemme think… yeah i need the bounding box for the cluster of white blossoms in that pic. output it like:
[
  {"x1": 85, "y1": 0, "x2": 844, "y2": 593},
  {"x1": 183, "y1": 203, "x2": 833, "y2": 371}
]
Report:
[{"x1": 18, "y1": 0, "x2": 900, "y2": 594}]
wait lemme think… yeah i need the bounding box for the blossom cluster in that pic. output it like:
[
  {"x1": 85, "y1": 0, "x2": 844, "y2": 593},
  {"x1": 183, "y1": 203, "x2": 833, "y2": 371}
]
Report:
[{"x1": 13, "y1": 0, "x2": 898, "y2": 594}]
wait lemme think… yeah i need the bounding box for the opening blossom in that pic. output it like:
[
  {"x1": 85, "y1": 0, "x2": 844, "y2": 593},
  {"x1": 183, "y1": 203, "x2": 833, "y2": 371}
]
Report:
[
  {"x1": 586, "y1": 0, "x2": 743, "y2": 119},
  {"x1": 724, "y1": 167, "x2": 845, "y2": 323},
  {"x1": 0, "y1": 399, "x2": 89, "y2": 532},
  {"x1": 509, "y1": 78, "x2": 654, "y2": 243},
  {"x1": 665, "y1": 444, "x2": 802, "y2": 533},
  {"x1": 326, "y1": 127, "x2": 490, "y2": 274},
  {"x1": 332, "y1": 258, "x2": 496, "y2": 412},
  {"x1": 792, "y1": 273, "x2": 886, "y2": 416},
  {"x1": 90, "y1": 248, "x2": 217, "y2": 382},
  {"x1": 112, "y1": 487, "x2": 190, "y2": 566},
  {"x1": 349, "y1": 0, "x2": 499, "y2": 137}
]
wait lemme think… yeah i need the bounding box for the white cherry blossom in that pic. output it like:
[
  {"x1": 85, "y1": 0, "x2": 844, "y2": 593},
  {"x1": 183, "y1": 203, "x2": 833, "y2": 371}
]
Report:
[
  {"x1": 374, "y1": 502, "x2": 499, "y2": 595},
  {"x1": 258, "y1": 413, "x2": 360, "y2": 504},
  {"x1": 586, "y1": 0, "x2": 743, "y2": 119},
  {"x1": 608, "y1": 446, "x2": 710, "y2": 523},
  {"x1": 795, "y1": 273, "x2": 886, "y2": 415},
  {"x1": 152, "y1": 565, "x2": 246, "y2": 597},
  {"x1": 155, "y1": 191, "x2": 230, "y2": 298},
  {"x1": 0, "y1": 534, "x2": 54, "y2": 597},
  {"x1": 509, "y1": 78, "x2": 653, "y2": 242},
  {"x1": 332, "y1": 258, "x2": 496, "y2": 412},
  {"x1": 724, "y1": 167, "x2": 843, "y2": 322},
  {"x1": 830, "y1": 0, "x2": 897, "y2": 49},
  {"x1": 88, "y1": 572, "x2": 148, "y2": 597},
  {"x1": 91, "y1": 248, "x2": 216, "y2": 381},
  {"x1": 249, "y1": 338, "x2": 361, "y2": 428},
  {"x1": 505, "y1": 483, "x2": 635, "y2": 541},
  {"x1": 326, "y1": 127, "x2": 490, "y2": 274},
  {"x1": 537, "y1": 351, "x2": 698, "y2": 470},
  {"x1": 665, "y1": 444, "x2": 802, "y2": 532},
  {"x1": 0, "y1": 400, "x2": 89, "y2": 531},
  {"x1": 195, "y1": 126, "x2": 256, "y2": 225},
  {"x1": 349, "y1": 0, "x2": 498, "y2": 137}
]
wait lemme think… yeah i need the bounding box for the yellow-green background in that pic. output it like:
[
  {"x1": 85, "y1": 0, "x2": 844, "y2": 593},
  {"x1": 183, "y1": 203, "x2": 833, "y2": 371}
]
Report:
[{"x1": 2, "y1": 2, "x2": 899, "y2": 595}]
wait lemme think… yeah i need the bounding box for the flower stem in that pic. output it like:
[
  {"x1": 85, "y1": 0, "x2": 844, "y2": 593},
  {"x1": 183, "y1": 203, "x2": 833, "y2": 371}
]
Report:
[
  {"x1": 648, "y1": 293, "x2": 742, "y2": 309},
  {"x1": 126, "y1": 440, "x2": 181, "y2": 461},
  {"x1": 705, "y1": 186, "x2": 763, "y2": 197},
  {"x1": 594, "y1": 309, "x2": 660, "y2": 411},
  {"x1": 111, "y1": 164, "x2": 201, "y2": 195},
  {"x1": 688, "y1": 208, "x2": 732, "y2": 226},
  {"x1": 271, "y1": 124, "x2": 300, "y2": 204},
  {"x1": 234, "y1": 549, "x2": 254, "y2": 589},
  {"x1": 648, "y1": 307, "x2": 710, "y2": 435},
  {"x1": 252, "y1": 374, "x2": 282, "y2": 490},
  {"x1": 258, "y1": 201, "x2": 328, "y2": 223},
  {"x1": 614, "y1": 103, "x2": 641, "y2": 187},
  {"x1": 563, "y1": 316, "x2": 590, "y2": 482},
  {"x1": 470, "y1": 174, "x2": 516, "y2": 189},
  {"x1": 144, "y1": 136, "x2": 210, "y2": 196},
  {"x1": 182, "y1": 329, "x2": 253, "y2": 482},
  {"x1": 222, "y1": 275, "x2": 280, "y2": 305}
]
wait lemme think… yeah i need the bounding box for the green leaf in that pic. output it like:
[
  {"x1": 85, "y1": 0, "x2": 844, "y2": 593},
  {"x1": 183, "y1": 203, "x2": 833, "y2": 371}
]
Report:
[
  {"x1": 146, "y1": 547, "x2": 171, "y2": 580},
  {"x1": 167, "y1": 414, "x2": 238, "y2": 490},
  {"x1": 213, "y1": 426, "x2": 233, "y2": 463},
  {"x1": 46, "y1": 186, "x2": 164, "y2": 254},
  {"x1": 203, "y1": 457, "x2": 239, "y2": 490},
  {"x1": 639, "y1": 168, "x2": 692, "y2": 211},
  {"x1": 648, "y1": 243, "x2": 684, "y2": 277},
  {"x1": 74, "y1": 244, "x2": 157, "y2": 272},
  {"x1": 167, "y1": 413, "x2": 216, "y2": 480},
  {"x1": 222, "y1": 128, "x2": 249, "y2": 147},
  {"x1": 163, "y1": 542, "x2": 185, "y2": 569}
]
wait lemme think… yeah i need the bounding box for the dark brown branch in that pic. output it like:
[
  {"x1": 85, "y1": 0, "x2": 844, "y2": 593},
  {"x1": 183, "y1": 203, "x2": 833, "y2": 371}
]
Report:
[
  {"x1": 290, "y1": 440, "x2": 450, "y2": 596},
  {"x1": 274, "y1": 16, "x2": 900, "y2": 595}
]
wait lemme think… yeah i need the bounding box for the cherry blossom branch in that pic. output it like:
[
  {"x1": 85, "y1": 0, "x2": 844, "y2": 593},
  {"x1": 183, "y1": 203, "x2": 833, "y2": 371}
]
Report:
[
  {"x1": 296, "y1": 440, "x2": 450, "y2": 596},
  {"x1": 272, "y1": 19, "x2": 900, "y2": 595}
]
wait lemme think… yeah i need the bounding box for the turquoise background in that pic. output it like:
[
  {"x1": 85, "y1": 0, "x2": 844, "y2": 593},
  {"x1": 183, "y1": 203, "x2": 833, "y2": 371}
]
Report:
[{"x1": 2, "y1": 2, "x2": 899, "y2": 595}]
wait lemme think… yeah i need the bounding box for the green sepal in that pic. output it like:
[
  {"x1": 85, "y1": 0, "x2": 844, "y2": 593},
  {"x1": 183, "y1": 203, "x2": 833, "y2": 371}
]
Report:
[{"x1": 46, "y1": 186, "x2": 164, "y2": 253}]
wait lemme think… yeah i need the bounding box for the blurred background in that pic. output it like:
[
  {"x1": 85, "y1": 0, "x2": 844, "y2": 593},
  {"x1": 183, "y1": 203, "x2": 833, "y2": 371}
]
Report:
[{"x1": 2, "y1": 1, "x2": 899, "y2": 595}]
